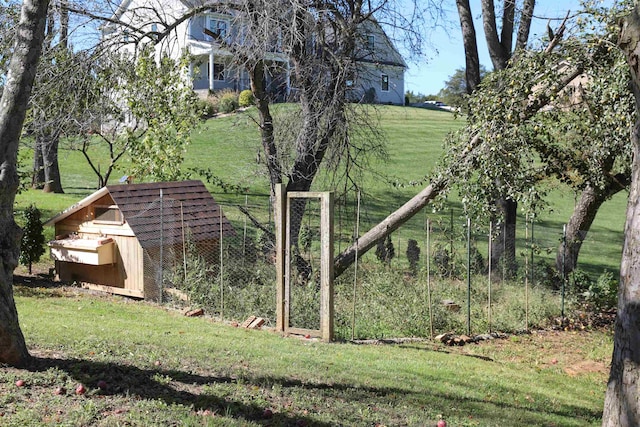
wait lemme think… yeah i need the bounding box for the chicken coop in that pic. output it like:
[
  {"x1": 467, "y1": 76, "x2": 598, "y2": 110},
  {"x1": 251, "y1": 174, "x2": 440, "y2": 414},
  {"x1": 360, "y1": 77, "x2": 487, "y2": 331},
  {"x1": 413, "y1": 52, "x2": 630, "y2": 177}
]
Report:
[{"x1": 44, "y1": 180, "x2": 235, "y2": 300}]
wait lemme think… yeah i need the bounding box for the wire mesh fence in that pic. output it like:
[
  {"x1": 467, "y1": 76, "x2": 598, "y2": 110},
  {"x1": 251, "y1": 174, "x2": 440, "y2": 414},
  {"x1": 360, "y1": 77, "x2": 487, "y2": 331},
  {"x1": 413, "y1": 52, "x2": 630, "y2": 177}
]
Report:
[
  {"x1": 286, "y1": 196, "x2": 322, "y2": 331},
  {"x1": 334, "y1": 200, "x2": 623, "y2": 340},
  {"x1": 136, "y1": 189, "x2": 623, "y2": 341},
  {"x1": 136, "y1": 193, "x2": 277, "y2": 324}
]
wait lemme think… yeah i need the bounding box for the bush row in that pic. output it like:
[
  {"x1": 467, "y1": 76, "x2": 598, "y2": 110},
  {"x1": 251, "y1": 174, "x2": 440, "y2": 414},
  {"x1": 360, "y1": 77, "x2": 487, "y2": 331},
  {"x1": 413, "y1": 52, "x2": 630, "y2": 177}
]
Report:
[{"x1": 196, "y1": 89, "x2": 255, "y2": 117}]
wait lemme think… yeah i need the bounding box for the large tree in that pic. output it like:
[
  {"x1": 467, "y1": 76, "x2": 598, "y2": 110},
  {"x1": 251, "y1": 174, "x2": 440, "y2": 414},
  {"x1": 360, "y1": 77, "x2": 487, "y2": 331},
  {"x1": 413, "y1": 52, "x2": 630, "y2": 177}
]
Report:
[
  {"x1": 102, "y1": 0, "x2": 427, "y2": 269},
  {"x1": 0, "y1": 0, "x2": 50, "y2": 366},
  {"x1": 456, "y1": 0, "x2": 535, "y2": 273},
  {"x1": 30, "y1": 0, "x2": 69, "y2": 193},
  {"x1": 602, "y1": 3, "x2": 640, "y2": 424}
]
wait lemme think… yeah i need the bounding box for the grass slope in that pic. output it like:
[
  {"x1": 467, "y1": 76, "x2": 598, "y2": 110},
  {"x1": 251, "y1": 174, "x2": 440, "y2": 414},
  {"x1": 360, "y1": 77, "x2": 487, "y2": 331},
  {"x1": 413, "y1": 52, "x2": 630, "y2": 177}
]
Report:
[
  {"x1": 1, "y1": 285, "x2": 611, "y2": 426},
  {"x1": 16, "y1": 105, "x2": 626, "y2": 275}
]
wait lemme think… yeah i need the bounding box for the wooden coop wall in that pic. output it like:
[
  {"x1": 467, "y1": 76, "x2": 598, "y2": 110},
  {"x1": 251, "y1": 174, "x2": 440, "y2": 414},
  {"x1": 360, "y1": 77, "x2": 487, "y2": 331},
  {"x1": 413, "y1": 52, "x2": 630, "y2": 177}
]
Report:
[{"x1": 52, "y1": 197, "x2": 145, "y2": 298}]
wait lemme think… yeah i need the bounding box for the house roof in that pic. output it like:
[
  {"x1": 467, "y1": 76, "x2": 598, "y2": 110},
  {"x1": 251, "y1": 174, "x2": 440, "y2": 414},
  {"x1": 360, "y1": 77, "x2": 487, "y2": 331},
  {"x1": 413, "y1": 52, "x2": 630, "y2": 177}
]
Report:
[{"x1": 45, "y1": 180, "x2": 235, "y2": 249}]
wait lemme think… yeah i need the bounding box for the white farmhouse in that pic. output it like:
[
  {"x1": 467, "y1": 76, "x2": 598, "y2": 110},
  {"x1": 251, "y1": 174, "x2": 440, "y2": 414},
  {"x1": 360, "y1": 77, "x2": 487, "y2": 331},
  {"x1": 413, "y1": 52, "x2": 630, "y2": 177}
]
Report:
[{"x1": 101, "y1": 0, "x2": 406, "y2": 105}]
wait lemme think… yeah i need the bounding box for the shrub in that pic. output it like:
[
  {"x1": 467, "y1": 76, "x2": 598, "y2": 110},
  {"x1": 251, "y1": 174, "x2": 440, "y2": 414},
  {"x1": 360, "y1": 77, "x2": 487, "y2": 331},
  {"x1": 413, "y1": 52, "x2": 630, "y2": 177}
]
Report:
[
  {"x1": 583, "y1": 270, "x2": 618, "y2": 310},
  {"x1": 375, "y1": 235, "x2": 395, "y2": 265},
  {"x1": 433, "y1": 244, "x2": 452, "y2": 277},
  {"x1": 19, "y1": 204, "x2": 46, "y2": 274},
  {"x1": 533, "y1": 260, "x2": 562, "y2": 289},
  {"x1": 468, "y1": 245, "x2": 485, "y2": 275},
  {"x1": 218, "y1": 91, "x2": 238, "y2": 114},
  {"x1": 406, "y1": 239, "x2": 420, "y2": 274},
  {"x1": 196, "y1": 98, "x2": 215, "y2": 118},
  {"x1": 570, "y1": 269, "x2": 593, "y2": 295},
  {"x1": 238, "y1": 89, "x2": 255, "y2": 107}
]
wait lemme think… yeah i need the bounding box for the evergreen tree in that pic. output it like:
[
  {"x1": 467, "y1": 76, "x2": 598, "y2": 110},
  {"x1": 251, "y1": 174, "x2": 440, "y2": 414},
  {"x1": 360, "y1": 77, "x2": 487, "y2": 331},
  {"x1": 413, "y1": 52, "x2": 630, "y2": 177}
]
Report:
[
  {"x1": 19, "y1": 204, "x2": 46, "y2": 274},
  {"x1": 406, "y1": 239, "x2": 420, "y2": 274}
]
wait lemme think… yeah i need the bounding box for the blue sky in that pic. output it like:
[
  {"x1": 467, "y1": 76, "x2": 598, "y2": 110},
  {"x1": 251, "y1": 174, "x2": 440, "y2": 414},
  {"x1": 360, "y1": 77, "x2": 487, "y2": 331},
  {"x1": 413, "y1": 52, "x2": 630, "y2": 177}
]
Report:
[{"x1": 404, "y1": 0, "x2": 607, "y2": 96}]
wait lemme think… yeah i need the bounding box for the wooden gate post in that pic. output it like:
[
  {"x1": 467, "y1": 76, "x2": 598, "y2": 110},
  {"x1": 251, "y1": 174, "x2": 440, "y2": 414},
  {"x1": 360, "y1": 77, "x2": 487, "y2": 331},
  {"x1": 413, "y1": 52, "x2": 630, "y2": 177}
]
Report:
[
  {"x1": 320, "y1": 191, "x2": 334, "y2": 342},
  {"x1": 275, "y1": 184, "x2": 286, "y2": 332}
]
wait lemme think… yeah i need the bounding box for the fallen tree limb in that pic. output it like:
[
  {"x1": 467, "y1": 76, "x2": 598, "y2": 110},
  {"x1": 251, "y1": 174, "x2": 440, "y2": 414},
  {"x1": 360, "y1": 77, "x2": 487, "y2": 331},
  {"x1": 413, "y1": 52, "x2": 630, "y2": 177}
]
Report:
[{"x1": 333, "y1": 59, "x2": 585, "y2": 278}]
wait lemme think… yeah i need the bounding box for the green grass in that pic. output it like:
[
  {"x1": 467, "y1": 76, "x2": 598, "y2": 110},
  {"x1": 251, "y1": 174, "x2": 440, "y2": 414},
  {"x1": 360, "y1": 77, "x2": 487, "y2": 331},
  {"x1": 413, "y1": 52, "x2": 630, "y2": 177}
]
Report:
[
  {"x1": 14, "y1": 105, "x2": 627, "y2": 327},
  {"x1": 1, "y1": 285, "x2": 611, "y2": 426},
  {"x1": 7, "y1": 109, "x2": 620, "y2": 424}
]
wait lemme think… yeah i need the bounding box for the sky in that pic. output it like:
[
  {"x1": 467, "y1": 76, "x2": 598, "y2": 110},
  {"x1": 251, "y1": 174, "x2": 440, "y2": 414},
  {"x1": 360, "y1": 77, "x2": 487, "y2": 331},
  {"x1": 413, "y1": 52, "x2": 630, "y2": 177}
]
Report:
[{"x1": 403, "y1": 0, "x2": 610, "y2": 96}]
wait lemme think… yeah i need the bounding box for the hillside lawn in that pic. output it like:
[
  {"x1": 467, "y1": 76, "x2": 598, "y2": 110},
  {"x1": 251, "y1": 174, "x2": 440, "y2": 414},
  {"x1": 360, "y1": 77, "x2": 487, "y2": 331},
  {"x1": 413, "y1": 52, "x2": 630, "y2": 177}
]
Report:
[
  {"x1": 2, "y1": 284, "x2": 611, "y2": 426},
  {"x1": 15, "y1": 105, "x2": 627, "y2": 277},
  {"x1": 5, "y1": 105, "x2": 623, "y2": 425}
]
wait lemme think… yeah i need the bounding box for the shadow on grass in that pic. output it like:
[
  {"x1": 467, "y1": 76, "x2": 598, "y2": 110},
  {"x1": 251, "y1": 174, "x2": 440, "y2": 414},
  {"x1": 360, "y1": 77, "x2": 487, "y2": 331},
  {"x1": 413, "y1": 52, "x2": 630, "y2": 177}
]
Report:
[
  {"x1": 23, "y1": 352, "x2": 601, "y2": 426},
  {"x1": 26, "y1": 356, "x2": 334, "y2": 426}
]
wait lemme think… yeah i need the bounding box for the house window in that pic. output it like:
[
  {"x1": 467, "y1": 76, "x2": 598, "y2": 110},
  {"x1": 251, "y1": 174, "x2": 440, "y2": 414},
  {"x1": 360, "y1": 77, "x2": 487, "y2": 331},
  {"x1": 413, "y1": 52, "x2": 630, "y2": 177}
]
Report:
[
  {"x1": 210, "y1": 63, "x2": 225, "y2": 81},
  {"x1": 151, "y1": 23, "x2": 158, "y2": 32},
  {"x1": 93, "y1": 205, "x2": 123, "y2": 225},
  {"x1": 381, "y1": 74, "x2": 389, "y2": 92},
  {"x1": 366, "y1": 34, "x2": 375, "y2": 50},
  {"x1": 208, "y1": 17, "x2": 228, "y2": 39}
]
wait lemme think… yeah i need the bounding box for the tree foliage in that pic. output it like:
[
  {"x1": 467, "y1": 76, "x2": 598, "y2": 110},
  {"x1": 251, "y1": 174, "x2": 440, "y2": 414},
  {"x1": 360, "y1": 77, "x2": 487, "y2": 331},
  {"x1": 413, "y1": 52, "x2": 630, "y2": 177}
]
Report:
[
  {"x1": 437, "y1": 65, "x2": 487, "y2": 108},
  {"x1": 438, "y1": 4, "x2": 633, "y2": 275},
  {"x1": 65, "y1": 48, "x2": 201, "y2": 186}
]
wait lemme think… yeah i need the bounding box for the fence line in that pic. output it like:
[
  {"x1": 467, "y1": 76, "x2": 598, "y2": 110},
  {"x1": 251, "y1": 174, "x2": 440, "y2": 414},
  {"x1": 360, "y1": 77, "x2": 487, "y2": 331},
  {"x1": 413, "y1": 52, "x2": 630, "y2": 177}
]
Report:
[{"x1": 137, "y1": 190, "x2": 621, "y2": 340}]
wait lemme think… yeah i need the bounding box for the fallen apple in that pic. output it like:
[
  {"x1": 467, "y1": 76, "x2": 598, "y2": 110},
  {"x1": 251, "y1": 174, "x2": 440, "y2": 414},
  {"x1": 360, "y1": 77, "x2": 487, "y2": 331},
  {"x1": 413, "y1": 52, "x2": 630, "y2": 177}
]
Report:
[
  {"x1": 437, "y1": 419, "x2": 447, "y2": 427},
  {"x1": 54, "y1": 386, "x2": 66, "y2": 395},
  {"x1": 75, "y1": 383, "x2": 86, "y2": 395},
  {"x1": 262, "y1": 408, "x2": 273, "y2": 419},
  {"x1": 15, "y1": 379, "x2": 25, "y2": 387},
  {"x1": 304, "y1": 334, "x2": 311, "y2": 339}
]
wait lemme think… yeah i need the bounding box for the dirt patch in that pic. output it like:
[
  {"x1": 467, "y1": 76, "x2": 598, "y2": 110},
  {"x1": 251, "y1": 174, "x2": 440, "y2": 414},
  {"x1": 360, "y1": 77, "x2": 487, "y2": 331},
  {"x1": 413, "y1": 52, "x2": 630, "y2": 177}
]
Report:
[{"x1": 564, "y1": 360, "x2": 609, "y2": 377}]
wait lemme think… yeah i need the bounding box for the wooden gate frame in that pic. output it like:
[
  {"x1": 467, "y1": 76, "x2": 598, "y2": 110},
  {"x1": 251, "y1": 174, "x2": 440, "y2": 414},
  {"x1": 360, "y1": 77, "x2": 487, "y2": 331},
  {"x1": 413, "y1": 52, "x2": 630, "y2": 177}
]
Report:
[{"x1": 274, "y1": 184, "x2": 334, "y2": 342}]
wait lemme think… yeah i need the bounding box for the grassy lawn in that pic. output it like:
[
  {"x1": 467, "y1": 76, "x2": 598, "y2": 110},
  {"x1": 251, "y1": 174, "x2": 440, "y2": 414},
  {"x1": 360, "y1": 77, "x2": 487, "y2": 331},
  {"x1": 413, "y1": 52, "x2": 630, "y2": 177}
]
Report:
[
  {"x1": 16, "y1": 104, "x2": 626, "y2": 276},
  {"x1": 5, "y1": 105, "x2": 621, "y2": 425},
  {"x1": 1, "y1": 284, "x2": 611, "y2": 426}
]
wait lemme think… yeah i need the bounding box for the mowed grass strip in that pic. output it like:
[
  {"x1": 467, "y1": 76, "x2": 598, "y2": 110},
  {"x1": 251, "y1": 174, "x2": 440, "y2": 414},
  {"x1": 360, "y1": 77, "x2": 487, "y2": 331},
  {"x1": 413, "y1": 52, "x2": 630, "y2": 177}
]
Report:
[{"x1": 3, "y1": 285, "x2": 609, "y2": 426}]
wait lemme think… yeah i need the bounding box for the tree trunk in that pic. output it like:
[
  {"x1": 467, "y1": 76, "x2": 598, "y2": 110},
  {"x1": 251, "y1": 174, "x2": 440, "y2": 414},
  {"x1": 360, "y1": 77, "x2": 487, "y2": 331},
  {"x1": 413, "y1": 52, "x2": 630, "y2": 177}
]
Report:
[
  {"x1": 515, "y1": 0, "x2": 535, "y2": 52},
  {"x1": 0, "y1": 0, "x2": 50, "y2": 367},
  {"x1": 31, "y1": 137, "x2": 44, "y2": 189},
  {"x1": 603, "y1": 8, "x2": 640, "y2": 424},
  {"x1": 491, "y1": 197, "x2": 517, "y2": 277},
  {"x1": 481, "y1": 0, "x2": 512, "y2": 70},
  {"x1": 456, "y1": 0, "x2": 481, "y2": 93},
  {"x1": 249, "y1": 60, "x2": 281, "y2": 196},
  {"x1": 41, "y1": 133, "x2": 63, "y2": 193},
  {"x1": 556, "y1": 177, "x2": 628, "y2": 276},
  {"x1": 334, "y1": 178, "x2": 448, "y2": 277}
]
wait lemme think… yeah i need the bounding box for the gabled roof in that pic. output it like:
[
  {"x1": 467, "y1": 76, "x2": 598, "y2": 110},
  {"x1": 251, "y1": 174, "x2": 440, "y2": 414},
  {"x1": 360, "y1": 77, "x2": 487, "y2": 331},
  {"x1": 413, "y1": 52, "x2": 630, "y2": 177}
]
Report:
[{"x1": 45, "y1": 180, "x2": 235, "y2": 249}]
